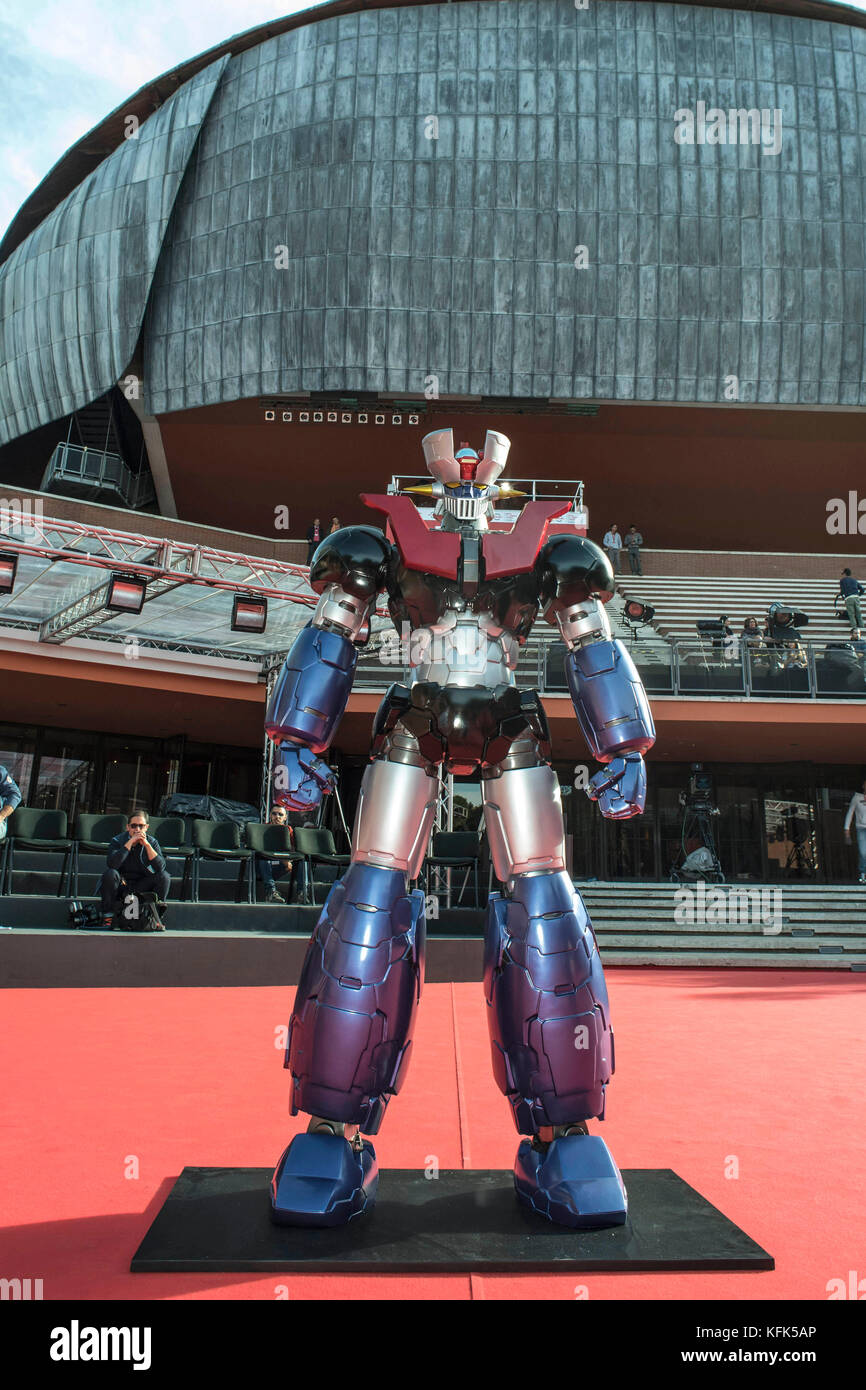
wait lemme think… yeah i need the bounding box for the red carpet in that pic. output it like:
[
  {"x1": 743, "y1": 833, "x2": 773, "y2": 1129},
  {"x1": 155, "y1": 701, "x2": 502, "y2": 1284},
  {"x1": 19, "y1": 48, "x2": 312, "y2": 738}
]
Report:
[{"x1": 1, "y1": 970, "x2": 864, "y2": 1300}]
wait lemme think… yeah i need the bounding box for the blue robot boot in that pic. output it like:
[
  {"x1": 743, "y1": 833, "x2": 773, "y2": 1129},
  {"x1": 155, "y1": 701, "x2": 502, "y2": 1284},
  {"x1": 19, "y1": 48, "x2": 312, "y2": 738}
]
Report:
[
  {"x1": 513, "y1": 1124, "x2": 628, "y2": 1230},
  {"x1": 270, "y1": 1123, "x2": 379, "y2": 1229},
  {"x1": 484, "y1": 870, "x2": 627, "y2": 1230}
]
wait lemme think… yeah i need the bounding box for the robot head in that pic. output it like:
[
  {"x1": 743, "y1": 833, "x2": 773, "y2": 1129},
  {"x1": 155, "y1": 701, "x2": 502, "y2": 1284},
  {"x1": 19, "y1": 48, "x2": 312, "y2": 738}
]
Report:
[{"x1": 421, "y1": 428, "x2": 511, "y2": 530}]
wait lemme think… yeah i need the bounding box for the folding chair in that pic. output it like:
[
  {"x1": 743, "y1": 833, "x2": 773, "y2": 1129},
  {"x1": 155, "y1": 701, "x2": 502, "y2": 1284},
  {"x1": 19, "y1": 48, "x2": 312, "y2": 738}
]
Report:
[
  {"x1": 423, "y1": 831, "x2": 481, "y2": 908},
  {"x1": 292, "y1": 827, "x2": 350, "y2": 905},
  {"x1": 71, "y1": 813, "x2": 127, "y2": 896},
  {"x1": 4, "y1": 808, "x2": 75, "y2": 897},
  {"x1": 245, "y1": 822, "x2": 304, "y2": 901},
  {"x1": 191, "y1": 820, "x2": 253, "y2": 903},
  {"x1": 147, "y1": 816, "x2": 196, "y2": 901}
]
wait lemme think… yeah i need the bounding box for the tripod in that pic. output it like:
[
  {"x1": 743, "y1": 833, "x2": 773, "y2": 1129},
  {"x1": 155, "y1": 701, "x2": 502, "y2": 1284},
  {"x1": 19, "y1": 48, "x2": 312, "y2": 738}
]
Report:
[{"x1": 670, "y1": 802, "x2": 725, "y2": 883}]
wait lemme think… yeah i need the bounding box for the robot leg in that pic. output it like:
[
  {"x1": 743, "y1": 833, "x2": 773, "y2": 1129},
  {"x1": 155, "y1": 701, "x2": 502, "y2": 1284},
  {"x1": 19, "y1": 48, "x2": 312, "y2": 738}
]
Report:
[
  {"x1": 271, "y1": 755, "x2": 437, "y2": 1226},
  {"x1": 481, "y1": 755, "x2": 627, "y2": 1229}
]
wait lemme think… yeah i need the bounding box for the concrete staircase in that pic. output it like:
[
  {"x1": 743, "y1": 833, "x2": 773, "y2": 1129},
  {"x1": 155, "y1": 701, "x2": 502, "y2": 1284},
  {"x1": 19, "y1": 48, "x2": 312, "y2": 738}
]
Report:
[
  {"x1": 615, "y1": 574, "x2": 850, "y2": 644},
  {"x1": 578, "y1": 882, "x2": 866, "y2": 968}
]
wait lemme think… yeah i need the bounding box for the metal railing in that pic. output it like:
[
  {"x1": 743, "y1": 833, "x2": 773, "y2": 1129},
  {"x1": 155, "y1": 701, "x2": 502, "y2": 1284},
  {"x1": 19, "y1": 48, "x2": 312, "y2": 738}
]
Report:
[
  {"x1": 387, "y1": 475, "x2": 587, "y2": 527},
  {"x1": 41, "y1": 442, "x2": 156, "y2": 509},
  {"x1": 354, "y1": 635, "x2": 866, "y2": 701}
]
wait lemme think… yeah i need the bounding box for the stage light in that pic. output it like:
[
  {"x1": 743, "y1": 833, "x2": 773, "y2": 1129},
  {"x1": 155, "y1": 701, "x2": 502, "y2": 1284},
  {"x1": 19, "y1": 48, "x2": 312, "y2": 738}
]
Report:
[
  {"x1": 264, "y1": 410, "x2": 275, "y2": 421},
  {"x1": 341, "y1": 413, "x2": 352, "y2": 423},
  {"x1": 391, "y1": 414, "x2": 403, "y2": 425},
  {"x1": 624, "y1": 600, "x2": 655, "y2": 624},
  {"x1": 299, "y1": 411, "x2": 310, "y2": 423},
  {"x1": 107, "y1": 573, "x2": 147, "y2": 613},
  {"x1": 281, "y1": 411, "x2": 292, "y2": 422},
  {"x1": 357, "y1": 413, "x2": 368, "y2": 424},
  {"x1": 375, "y1": 414, "x2": 385, "y2": 425},
  {"x1": 408, "y1": 414, "x2": 420, "y2": 425},
  {"x1": 0, "y1": 552, "x2": 18, "y2": 593},
  {"x1": 767, "y1": 602, "x2": 808, "y2": 643},
  {"x1": 313, "y1": 411, "x2": 324, "y2": 423},
  {"x1": 231, "y1": 594, "x2": 268, "y2": 634}
]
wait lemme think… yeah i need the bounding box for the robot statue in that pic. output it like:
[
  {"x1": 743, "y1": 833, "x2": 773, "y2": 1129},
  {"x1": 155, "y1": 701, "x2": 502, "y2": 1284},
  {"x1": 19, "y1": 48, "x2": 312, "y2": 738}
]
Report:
[{"x1": 265, "y1": 428, "x2": 655, "y2": 1230}]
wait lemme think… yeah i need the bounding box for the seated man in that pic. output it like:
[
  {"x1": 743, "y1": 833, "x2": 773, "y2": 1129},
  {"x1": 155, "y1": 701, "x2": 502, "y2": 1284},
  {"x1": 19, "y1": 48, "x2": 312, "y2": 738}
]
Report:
[
  {"x1": 256, "y1": 803, "x2": 296, "y2": 904},
  {"x1": 98, "y1": 809, "x2": 170, "y2": 930}
]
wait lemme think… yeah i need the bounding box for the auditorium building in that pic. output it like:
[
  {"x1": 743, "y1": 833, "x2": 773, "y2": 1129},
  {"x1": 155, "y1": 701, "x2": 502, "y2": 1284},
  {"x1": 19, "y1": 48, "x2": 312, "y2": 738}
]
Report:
[{"x1": 1, "y1": 0, "x2": 865, "y2": 885}]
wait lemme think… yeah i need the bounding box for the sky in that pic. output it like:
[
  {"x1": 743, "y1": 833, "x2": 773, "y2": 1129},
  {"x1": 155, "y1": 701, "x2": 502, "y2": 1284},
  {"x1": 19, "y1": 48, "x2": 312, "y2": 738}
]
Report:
[
  {"x1": 0, "y1": 0, "x2": 310, "y2": 240},
  {"x1": 2, "y1": 0, "x2": 866, "y2": 243}
]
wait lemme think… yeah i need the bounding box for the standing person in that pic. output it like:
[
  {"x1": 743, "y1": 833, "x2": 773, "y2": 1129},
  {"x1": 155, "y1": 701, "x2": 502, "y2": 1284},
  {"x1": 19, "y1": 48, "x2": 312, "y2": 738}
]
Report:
[
  {"x1": 602, "y1": 524, "x2": 622, "y2": 574},
  {"x1": 306, "y1": 517, "x2": 321, "y2": 565},
  {"x1": 625, "y1": 525, "x2": 644, "y2": 575},
  {"x1": 838, "y1": 569, "x2": 865, "y2": 631},
  {"x1": 0, "y1": 763, "x2": 22, "y2": 842},
  {"x1": 98, "y1": 809, "x2": 170, "y2": 930},
  {"x1": 256, "y1": 803, "x2": 296, "y2": 904},
  {"x1": 843, "y1": 777, "x2": 866, "y2": 884},
  {"x1": 329, "y1": 516, "x2": 342, "y2": 535}
]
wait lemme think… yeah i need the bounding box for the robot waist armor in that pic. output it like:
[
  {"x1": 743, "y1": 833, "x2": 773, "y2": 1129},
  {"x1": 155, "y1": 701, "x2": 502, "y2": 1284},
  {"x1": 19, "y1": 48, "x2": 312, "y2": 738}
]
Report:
[{"x1": 371, "y1": 681, "x2": 551, "y2": 777}]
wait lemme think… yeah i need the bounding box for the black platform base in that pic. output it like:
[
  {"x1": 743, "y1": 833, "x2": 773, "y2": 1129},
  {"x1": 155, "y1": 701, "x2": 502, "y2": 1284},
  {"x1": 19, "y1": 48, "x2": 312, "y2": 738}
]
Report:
[{"x1": 131, "y1": 1166, "x2": 773, "y2": 1273}]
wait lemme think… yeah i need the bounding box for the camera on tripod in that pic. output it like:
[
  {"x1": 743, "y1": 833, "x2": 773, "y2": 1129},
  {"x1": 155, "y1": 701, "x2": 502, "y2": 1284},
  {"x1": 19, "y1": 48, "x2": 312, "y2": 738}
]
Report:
[
  {"x1": 695, "y1": 616, "x2": 732, "y2": 655},
  {"x1": 671, "y1": 763, "x2": 724, "y2": 883}
]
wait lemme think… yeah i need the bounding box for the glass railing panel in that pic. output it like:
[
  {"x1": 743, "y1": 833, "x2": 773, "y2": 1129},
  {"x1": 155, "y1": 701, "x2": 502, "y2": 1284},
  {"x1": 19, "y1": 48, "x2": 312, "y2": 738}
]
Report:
[
  {"x1": 674, "y1": 641, "x2": 747, "y2": 695},
  {"x1": 813, "y1": 640, "x2": 866, "y2": 699},
  {"x1": 625, "y1": 640, "x2": 675, "y2": 694},
  {"x1": 746, "y1": 641, "x2": 812, "y2": 699}
]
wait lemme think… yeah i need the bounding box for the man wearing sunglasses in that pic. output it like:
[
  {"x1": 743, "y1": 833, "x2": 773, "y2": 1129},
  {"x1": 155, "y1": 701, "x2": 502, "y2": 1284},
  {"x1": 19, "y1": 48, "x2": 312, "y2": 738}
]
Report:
[{"x1": 98, "y1": 809, "x2": 170, "y2": 930}]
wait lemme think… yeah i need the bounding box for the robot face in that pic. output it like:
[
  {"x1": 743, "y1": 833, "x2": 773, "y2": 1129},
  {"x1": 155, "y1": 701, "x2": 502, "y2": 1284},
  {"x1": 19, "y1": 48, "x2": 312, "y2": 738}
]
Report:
[{"x1": 441, "y1": 479, "x2": 493, "y2": 523}]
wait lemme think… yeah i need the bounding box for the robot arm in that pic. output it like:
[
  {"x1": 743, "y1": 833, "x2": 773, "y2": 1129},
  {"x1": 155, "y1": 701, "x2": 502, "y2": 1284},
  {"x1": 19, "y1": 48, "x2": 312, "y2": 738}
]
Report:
[
  {"x1": 559, "y1": 598, "x2": 655, "y2": 818},
  {"x1": 537, "y1": 536, "x2": 655, "y2": 820},
  {"x1": 265, "y1": 526, "x2": 393, "y2": 812}
]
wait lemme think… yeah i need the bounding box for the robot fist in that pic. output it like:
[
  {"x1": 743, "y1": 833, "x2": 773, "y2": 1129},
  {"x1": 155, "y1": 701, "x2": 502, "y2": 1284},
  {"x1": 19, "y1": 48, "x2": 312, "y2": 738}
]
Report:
[
  {"x1": 273, "y1": 744, "x2": 335, "y2": 813},
  {"x1": 587, "y1": 753, "x2": 646, "y2": 819}
]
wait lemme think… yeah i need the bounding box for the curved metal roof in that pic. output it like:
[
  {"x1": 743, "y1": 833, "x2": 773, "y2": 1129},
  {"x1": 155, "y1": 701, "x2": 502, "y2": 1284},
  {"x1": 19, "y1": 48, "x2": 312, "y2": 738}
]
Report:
[
  {"x1": 3, "y1": 0, "x2": 866, "y2": 263},
  {"x1": 4, "y1": 0, "x2": 866, "y2": 419}
]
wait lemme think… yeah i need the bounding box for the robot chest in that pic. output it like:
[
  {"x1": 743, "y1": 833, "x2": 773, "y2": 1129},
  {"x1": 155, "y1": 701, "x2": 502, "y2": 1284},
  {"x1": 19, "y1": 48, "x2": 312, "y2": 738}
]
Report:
[{"x1": 392, "y1": 566, "x2": 538, "y2": 639}]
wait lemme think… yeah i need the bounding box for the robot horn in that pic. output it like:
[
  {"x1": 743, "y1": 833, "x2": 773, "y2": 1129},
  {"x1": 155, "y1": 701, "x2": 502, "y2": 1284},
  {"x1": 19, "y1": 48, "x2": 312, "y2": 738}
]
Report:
[
  {"x1": 421, "y1": 428, "x2": 459, "y2": 484},
  {"x1": 475, "y1": 429, "x2": 511, "y2": 485}
]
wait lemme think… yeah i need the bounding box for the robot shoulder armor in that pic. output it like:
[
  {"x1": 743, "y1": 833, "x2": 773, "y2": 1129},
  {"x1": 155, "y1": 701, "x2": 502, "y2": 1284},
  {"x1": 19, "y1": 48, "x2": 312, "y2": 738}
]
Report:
[
  {"x1": 310, "y1": 525, "x2": 394, "y2": 599},
  {"x1": 536, "y1": 534, "x2": 615, "y2": 607}
]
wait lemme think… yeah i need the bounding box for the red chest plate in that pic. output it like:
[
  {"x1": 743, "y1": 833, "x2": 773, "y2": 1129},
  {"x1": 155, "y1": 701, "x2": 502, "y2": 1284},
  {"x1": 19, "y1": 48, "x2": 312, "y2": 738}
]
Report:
[{"x1": 361, "y1": 495, "x2": 570, "y2": 580}]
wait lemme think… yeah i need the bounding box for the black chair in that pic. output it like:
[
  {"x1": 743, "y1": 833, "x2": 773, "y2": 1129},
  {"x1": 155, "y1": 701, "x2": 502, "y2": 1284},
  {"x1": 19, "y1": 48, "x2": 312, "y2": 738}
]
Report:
[
  {"x1": 423, "y1": 831, "x2": 481, "y2": 908},
  {"x1": 4, "y1": 807, "x2": 75, "y2": 896},
  {"x1": 0, "y1": 825, "x2": 10, "y2": 896},
  {"x1": 71, "y1": 814, "x2": 127, "y2": 896},
  {"x1": 190, "y1": 820, "x2": 253, "y2": 903},
  {"x1": 245, "y1": 823, "x2": 304, "y2": 901},
  {"x1": 147, "y1": 816, "x2": 196, "y2": 901},
  {"x1": 293, "y1": 827, "x2": 350, "y2": 905}
]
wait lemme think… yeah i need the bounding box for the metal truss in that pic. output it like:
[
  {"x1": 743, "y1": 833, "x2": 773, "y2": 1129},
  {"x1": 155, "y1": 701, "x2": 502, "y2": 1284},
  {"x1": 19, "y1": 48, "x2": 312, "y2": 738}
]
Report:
[
  {"x1": 0, "y1": 617, "x2": 269, "y2": 663},
  {"x1": 0, "y1": 507, "x2": 317, "y2": 644}
]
